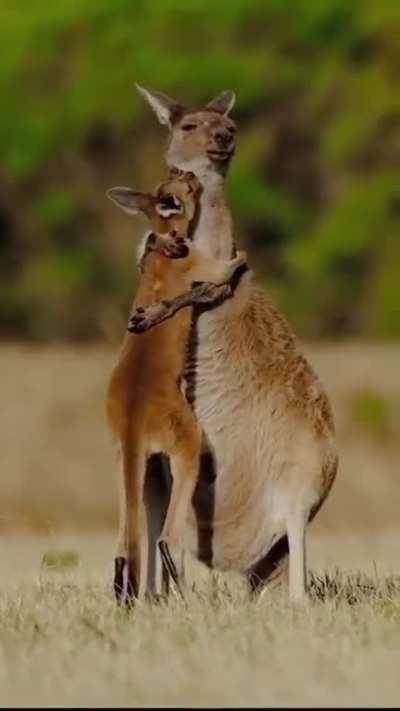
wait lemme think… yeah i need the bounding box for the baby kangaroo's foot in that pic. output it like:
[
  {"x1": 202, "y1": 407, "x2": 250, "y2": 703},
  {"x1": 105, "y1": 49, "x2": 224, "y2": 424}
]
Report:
[
  {"x1": 158, "y1": 539, "x2": 184, "y2": 599},
  {"x1": 113, "y1": 556, "x2": 126, "y2": 604},
  {"x1": 125, "y1": 556, "x2": 140, "y2": 608}
]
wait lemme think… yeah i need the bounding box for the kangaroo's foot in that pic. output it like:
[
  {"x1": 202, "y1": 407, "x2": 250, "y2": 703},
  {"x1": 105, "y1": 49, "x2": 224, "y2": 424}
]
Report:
[
  {"x1": 114, "y1": 556, "x2": 126, "y2": 604},
  {"x1": 158, "y1": 539, "x2": 184, "y2": 599},
  {"x1": 125, "y1": 556, "x2": 140, "y2": 608}
]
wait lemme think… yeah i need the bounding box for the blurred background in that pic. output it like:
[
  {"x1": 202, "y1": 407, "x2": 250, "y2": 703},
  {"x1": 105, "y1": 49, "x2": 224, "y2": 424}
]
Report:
[{"x1": 0, "y1": 1, "x2": 399, "y2": 545}]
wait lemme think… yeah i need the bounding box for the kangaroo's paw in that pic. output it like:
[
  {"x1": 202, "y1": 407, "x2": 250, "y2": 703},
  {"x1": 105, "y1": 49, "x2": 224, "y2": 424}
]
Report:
[
  {"x1": 223, "y1": 250, "x2": 248, "y2": 279},
  {"x1": 161, "y1": 237, "x2": 189, "y2": 260},
  {"x1": 113, "y1": 556, "x2": 126, "y2": 605},
  {"x1": 189, "y1": 281, "x2": 232, "y2": 307},
  {"x1": 128, "y1": 300, "x2": 170, "y2": 334},
  {"x1": 158, "y1": 540, "x2": 184, "y2": 599}
]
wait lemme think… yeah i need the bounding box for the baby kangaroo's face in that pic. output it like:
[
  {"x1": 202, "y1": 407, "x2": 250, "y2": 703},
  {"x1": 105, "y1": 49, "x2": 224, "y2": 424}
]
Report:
[{"x1": 107, "y1": 173, "x2": 200, "y2": 248}]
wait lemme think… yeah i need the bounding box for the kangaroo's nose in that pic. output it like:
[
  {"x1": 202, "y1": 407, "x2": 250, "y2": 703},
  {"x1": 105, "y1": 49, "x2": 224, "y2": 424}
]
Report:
[{"x1": 215, "y1": 131, "x2": 233, "y2": 148}]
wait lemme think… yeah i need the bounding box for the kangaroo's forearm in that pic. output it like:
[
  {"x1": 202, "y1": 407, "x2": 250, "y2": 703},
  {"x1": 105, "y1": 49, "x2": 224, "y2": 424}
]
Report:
[
  {"x1": 128, "y1": 292, "x2": 195, "y2": 334},
  {"x1": 128, "y1": 281, "x2": 232, "y2": 334}
]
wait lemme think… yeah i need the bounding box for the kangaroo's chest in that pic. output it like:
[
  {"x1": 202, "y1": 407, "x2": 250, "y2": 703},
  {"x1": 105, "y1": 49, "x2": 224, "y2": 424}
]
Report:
[{"x1": 184, "y1": 309, "x2": 292, "y2": 571}]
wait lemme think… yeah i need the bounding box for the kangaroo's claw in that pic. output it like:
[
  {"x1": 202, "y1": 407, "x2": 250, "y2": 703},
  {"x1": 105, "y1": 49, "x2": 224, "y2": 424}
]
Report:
[
  {"x1": 114, "y1": 556, "x2": 126, "y2": 604},
  {"x1": 128, "y1": 300, "x2": 171, "y2": 334},
  {"x1": 158, "y1": 540, "x2": 184, "y2": 599},
  {"x1": 125, "y1": 557, "x2": 139, "y2": 608},
  {"x1": 190, "y1": 281, "x2": 232, "y2": 306},
  {"x1": 222, "y1": 251, "x2": 248, "y2": 280},
  {"x1": 161, "y1": 238, "x2": 189, "y2": 260},
  {"x1": 128, "y1": 313, "x2": 149, "y2": 334}
]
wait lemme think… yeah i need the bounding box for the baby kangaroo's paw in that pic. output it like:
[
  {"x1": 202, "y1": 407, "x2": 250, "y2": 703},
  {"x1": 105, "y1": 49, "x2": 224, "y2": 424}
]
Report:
[
  {"x1": 190, "y1": 281, "x2": 232, "y2": 306},
  {"x1": 128, "y1": 300, "x2": 170, "y2": 334},
  {"x1": 161, "y1": 237, "x2": 189, "y2": 260},
  {"x1": 223, "y1": 250, "x2": 248, "y2": 279}
]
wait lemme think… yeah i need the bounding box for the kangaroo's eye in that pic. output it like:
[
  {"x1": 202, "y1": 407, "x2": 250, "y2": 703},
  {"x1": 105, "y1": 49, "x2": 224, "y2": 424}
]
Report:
[
  {"x1": 156, "y1": 195, "x2": 183, "y2": 217},
  {"x1": 181, "y1": 123, "x2": 197, "y2": 131}
]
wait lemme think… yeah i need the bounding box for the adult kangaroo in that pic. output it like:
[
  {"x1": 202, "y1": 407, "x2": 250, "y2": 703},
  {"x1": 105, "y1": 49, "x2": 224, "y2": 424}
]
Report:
[{"x1": 132, "y1": 86, "x2": 338, "y2": 601}]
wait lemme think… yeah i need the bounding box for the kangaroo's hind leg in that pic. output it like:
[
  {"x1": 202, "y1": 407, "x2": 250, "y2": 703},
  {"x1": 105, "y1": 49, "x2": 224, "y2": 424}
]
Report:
[
  {"x1": 286, "y1": 506, "x2": 308, "y2": 603},
  {"x1": 119, "y1": 434, "x2": 146, "y2": 605},
  {"x1": 114, "y1": 455, "x2": 128, "y2": 603},
  {"x1": 144, "y1": 453, "x2": 172, "y2": 600},
  {"x1": 158, "y1": 416, "x2": 201, "y2": 596}
]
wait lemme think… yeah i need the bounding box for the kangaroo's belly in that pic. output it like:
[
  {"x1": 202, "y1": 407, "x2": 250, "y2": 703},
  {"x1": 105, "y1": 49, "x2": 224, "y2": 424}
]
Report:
[
  {"x1": 185, "y1": 314, "x2": 326, "y2": 572},
  {"x1": 188, "y1": 393, "x2": 293, "y2": 571}
]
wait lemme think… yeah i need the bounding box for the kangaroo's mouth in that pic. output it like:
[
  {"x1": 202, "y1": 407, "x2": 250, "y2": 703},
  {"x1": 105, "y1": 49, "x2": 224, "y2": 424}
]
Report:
[{"x1": 207, "y1": 148, "x2": 235, "y2": 162}]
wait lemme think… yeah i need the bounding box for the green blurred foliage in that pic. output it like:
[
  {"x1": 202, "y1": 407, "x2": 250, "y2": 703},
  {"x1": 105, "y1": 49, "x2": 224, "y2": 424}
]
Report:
[
  {"x1": 349, "y1": 388, "x2": 392, "y2": 439},
  {"x1": 0, "y1": 0, "x2": 399, "y2": 340}
]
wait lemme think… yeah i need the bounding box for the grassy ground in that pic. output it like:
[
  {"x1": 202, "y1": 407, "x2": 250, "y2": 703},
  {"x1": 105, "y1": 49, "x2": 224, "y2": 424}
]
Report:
[
  {"x1": 0, "y1": 533, "x2": 399, "y2": 707},
  {"x1": 1, "y1": 343, "x2": 400, "y2": 706}
]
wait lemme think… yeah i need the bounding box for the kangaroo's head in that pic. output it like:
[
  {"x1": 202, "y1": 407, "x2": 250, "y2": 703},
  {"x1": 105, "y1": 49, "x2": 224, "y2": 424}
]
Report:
[
  {"x1": 136, "y1": 85, "x2": 236, "y2": 182},
  {"x1": 107, "y1": 172, "x2": 201, "y2": 254}
]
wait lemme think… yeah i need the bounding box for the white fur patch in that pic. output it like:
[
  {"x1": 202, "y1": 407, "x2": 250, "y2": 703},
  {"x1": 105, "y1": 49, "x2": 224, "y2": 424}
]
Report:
[
  {"x1": 156, "y1": 206, "x2": 180, "y2": 218},
  {"x1": 156, "y1": 195, "x2": 182, "y2": 218},
  {"x1": 136, "y1": 230, "x2": 153, "y2": 268}
]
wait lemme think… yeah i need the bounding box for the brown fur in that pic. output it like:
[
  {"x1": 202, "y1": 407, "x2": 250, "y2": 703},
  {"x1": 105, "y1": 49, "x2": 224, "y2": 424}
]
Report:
[
  {"x1": 117, "y1": 86, "x2": 338, "y2": 602},
  {"x1": 107, "y1": 172, "x2": 243, "y2": 600},
  {"x1": 129, "y1": 245, "x2": 338, "y2": 602}
]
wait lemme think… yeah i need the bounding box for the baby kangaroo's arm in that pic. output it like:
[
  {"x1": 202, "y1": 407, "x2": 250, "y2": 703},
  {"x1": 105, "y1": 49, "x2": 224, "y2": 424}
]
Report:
[{"x1": 128, "y1": 281, "x2": 232, "y2": 334}]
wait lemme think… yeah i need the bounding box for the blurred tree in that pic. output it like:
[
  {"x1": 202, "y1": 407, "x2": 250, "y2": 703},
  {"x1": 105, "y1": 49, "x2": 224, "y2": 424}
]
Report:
[{"x1": 0, "y1": 0, "x2": 398, "y2": 339}]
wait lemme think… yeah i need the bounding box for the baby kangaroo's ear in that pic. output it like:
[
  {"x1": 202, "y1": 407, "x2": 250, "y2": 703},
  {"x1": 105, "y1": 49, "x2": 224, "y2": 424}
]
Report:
[{"x1": 107, "y1": 187, "x2": 154, "y2": 217}]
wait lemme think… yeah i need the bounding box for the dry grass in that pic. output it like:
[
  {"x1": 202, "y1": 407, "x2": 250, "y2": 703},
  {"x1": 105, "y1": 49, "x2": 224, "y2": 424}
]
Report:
[
  {"x1": 1, "y1": 342, "x2": 399, "y2": 706},
  {"x1": 0, "y1": 549, "x2": 399, "y2": 707},
  {"x1": 0, "y1": 532, "x2": 399, "y2": 707}
]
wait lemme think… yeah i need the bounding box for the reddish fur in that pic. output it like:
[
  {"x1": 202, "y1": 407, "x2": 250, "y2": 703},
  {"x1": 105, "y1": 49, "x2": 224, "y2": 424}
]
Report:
[{"x1": 107, "y1": 174, "x2": 213, "y2": 597}]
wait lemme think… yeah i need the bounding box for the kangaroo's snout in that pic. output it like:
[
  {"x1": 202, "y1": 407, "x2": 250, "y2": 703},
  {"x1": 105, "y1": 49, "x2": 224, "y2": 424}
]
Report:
[{"x1": 214, "y1": 130, "x2": 234, "y2": 149}]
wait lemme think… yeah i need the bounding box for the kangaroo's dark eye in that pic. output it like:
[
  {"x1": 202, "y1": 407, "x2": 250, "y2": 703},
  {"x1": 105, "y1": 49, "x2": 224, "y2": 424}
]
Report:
[
  {"x1": 156, "y1": 194, "x2": 183, "y2": 217},
  {"x1": 160, "y1": 195, "x2": 181, "y2": 210},
  {"x1": 181, "y1": 123, "x2": 197, "y2": 131}
]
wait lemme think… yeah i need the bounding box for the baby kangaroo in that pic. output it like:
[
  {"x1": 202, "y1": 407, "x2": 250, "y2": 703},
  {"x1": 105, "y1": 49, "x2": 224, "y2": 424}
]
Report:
[{"x1": 107, "y1": 171, "x2": 245, "y2": 602}]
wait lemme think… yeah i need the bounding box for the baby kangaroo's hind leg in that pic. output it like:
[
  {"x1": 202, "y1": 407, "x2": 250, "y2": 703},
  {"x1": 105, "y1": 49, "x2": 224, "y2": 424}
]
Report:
[
  {"x1": 120, "y1": 435, "x2": 146, "y2": 606},
  {"x1": 114, "y1": 456, "x2": 128, "y2": 603},
  {"x1": 144, "y1": 454, "x2": 172, "y2": 600},
  {"x1": 158, "y1": 424, "x2": 201, "y2": 597}
]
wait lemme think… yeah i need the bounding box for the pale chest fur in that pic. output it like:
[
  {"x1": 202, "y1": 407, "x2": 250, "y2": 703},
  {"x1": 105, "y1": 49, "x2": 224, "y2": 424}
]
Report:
[
  {"x1": 186, "y1": 282, "x2": 336, "y2": 571},
  {"x1": 193, "y1": 187, "x2": 234, "y2": 260}
]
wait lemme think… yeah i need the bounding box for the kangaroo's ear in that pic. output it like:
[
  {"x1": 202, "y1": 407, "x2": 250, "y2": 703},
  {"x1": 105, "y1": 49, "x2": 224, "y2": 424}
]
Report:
[
  {"x1": 206, "y1": 90, "x2": 236, "y2": 116},
  {"x1": 135, "y1": 84, "x2": 185, "y2": 128},
  {"x1": 107, "y1": 187, "x2": 154, "y2": 217}
]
